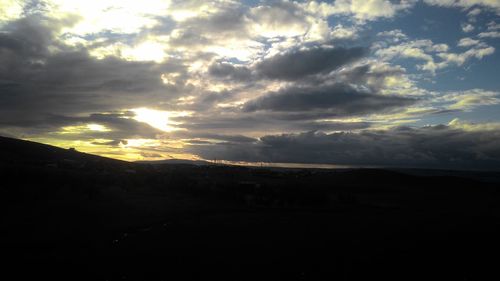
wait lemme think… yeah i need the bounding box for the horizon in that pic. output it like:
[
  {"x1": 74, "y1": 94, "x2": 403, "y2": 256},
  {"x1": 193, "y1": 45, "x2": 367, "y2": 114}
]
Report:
[
  {"x1": 5, "y1": 134, "x2": 500, "y2": 172},
  {"x1": 1, "y1": 1, "x2": 500, "y2": 170}
]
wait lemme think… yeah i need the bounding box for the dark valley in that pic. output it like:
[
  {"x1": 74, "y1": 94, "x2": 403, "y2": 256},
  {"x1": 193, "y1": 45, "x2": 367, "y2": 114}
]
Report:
[{"x1": 1, "y1": 136, "x2": 500, "y2": 280}]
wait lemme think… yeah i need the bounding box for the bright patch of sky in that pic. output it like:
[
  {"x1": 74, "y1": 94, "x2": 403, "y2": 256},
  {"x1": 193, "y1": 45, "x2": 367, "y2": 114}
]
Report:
[{"x1": 1, "y1": 0, "x2": 499, "y2": 168}]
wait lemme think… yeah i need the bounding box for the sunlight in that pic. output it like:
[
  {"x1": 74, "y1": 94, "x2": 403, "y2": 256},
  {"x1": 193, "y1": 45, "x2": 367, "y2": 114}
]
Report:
[
  {"x1": 49, "y1": 0, "x2": 169, "y2": 34},
  {"x1": 87, "y1": 123, "x2": 110, "y2": 132},
  {"x1": 123, "y1": 41, "x2": 166, "y2": 62},
  {"x1": 132, "y1": 108, "x2": 174, "y2": 132},
  {"x1": 59, "y1": 123, "x2": 110, "y2": 134},
  {"x1": 0, "y1": 0, "x2": 23, "y2": 22}
]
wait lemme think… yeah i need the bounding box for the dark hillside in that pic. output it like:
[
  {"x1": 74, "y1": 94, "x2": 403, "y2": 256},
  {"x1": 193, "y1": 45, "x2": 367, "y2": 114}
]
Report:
[{"x1": 1, "y1": 136, "x2": 500, "y2": 280}]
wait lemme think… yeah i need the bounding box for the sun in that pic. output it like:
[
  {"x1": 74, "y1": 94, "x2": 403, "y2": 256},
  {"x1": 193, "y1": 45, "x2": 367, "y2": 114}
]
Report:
[{"x1": 131, "y1": 108, "x2": 174, "y2": 132}]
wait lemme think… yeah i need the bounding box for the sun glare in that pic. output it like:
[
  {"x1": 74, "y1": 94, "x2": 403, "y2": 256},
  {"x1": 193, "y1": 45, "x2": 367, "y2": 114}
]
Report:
[
  {"x1": 132, "y1": 108, "x2": 174, "y2": 132},
  {"x1": 87, "y1": 123, "x2": 110, "y2": 131},
  {"x1": 60, "y1": 123, "x2": 110, "y2": 134},
  {"x1": 123, "y1": 41, "x2": 166, "y2": 62}
]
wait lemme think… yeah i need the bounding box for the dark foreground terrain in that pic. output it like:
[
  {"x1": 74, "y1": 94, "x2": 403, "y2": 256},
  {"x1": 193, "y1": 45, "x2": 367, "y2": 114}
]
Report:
[{"x1": 1, "y1": 135, "x2": 500, "y2": 280}]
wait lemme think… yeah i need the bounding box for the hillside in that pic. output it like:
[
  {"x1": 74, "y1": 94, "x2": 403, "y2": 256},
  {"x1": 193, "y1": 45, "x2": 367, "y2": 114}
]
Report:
[{"x1": 1, "y1": 136, "x2": 500, "y2": 280}]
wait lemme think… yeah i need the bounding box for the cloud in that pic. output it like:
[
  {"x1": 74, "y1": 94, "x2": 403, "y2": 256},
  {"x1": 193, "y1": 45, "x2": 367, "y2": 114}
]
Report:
[
  {"x1": 26, "y1": 112, "x2": 163, "y2": 140},
  {"x1": 206, "y1": 46, "x2": 367, "y2": 84},
  {"x1": 1, "y1": 0, "x2": 499, "y2": 167},
  {"x1": 255, "y1": 46, "x2": 366, "y2": 80},
  {"x1": 374, "y1": 37, "x2": 495, "y2": 74},
  {"x1": 0, "y1": 15, "x2": 184, "y2": 128},
  {"x1": 208, "y1": 62, "x2": 253, "y2": 81},
  {"x1": 435, "y1": 89, "x2": 500, "y2": 111},
  {"x1": 248, "y1": 1, "x2": 311, "y2": 38},
  {"x1": 245, "y1": 1, "x2": 355, "y2": 42},
  {"x1": 0, "y1": 0, "x2": 24, "y2": 22},
  {"x1": 377, "y1": 29, "x2": 408, "y2": 43},
  {"x1": 91, "y1": 139, "x2": 128, "y2": 146},
  {"x1": 149, "y1": 1, "x2": 339, "y2": 62},
  {"x1": 186, "y1": 133, "x2": 257, "y2": 144},
  {"x1": 424, "y1": 0, "x2": 500, "y2": 14},
  {"x1": 478, "y1": 22, "x2": 500, "y2": 38},
  {"x1": 329, "y1": 24, "x2": 360, "y2": 39},
  {"x1": 374, "y1": 39, "x2": 443, "y2": 73},
  {"x1": 436, "y1": 46, "x2": 495, "y2": 67},
  {"x1": 243, "y1": 83, "x2": 416, "y2": 115},
  {"x1": 457, "y1": 37, "x2": 483, "y2": 47},
  {"x1": 169, "y1": 109, "x2": 373, "y2": 137},
  {"x1": 478, "y1": 31, "x2": 500, "y2": 38},
  {"x1": 198, "y1": 60, "x2": 419, "y2": 132},
  {"x1": 467, "y1": 7, "x2": 482, "y2": 18},
  {"x1": 165, "y1": 2, "x2": 249, "y2": 42},
  {"x1": 302, "y1": 0, "x2": 417, "y2": 21},
  {"x1": 188, "y1": 123, "x2": 500, "y2": 170},
  {"x1": 487, "y1": 21, "x2": 500, "y2": 30},
  {"x1": 43, "y1": 0, "x2": 170, "y2": 34},
  {"x1": 333, "y1": 62, "x2": 413, "y2": 95},
  {"x1": 461, "y1": 23, "x2": 475, "y2": 32}
]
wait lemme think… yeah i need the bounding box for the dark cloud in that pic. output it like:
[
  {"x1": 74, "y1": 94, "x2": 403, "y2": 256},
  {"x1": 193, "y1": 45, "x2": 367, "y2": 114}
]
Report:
[
  {"x1": 206, "y1": 46, "x2": 367, "y2": 83},
  {"x1": 208, "y1": 62, "x2": 253, "y2": 81},
  {"x1": 91, "y1": 139, "x2": 128, "y2": 146},
  {"x1": 185, "y1": 139, "x2": 213, "y2": 145},
  {"x1": 156, "y1": 2, "x2": 248, "y2": 48},
  {"x1": 170, "y1": 112, "x2": 372, "y2": 135},
  {"x1": 79, "y1": 113, "x2": 162, "y2": 139},
  {"x1": 334, "y1": 64, "x2": 406, "y2": 92},
  {"x1": 167, "y1": 29, "x2": 211, "y2": 47},
  {"x1": 255, "y1": 47, "x2": 366, "y2": 80},
  {"x1": 173, "y1": 89, "x2": 244, "y2": 112},
  {"x1": 0, "y1": 111, "x2": 163, "y2": 143},
  {"x1": 0, "y1": 15, "x2": 184, "y2": 130},
  {"x1": 191, "y1": 4, "x2": 248, "y2": 36},
  {"x1": 292, "y1": 121, "x2": 371, "y2": 131},
  {"x1": 188, "y1": 125, "x2": 500, "y2": 170},
  {"x1": 243, "y1": 83, "x2": 416, "y2": 115},
  {"x1": 193, "y1": 133, "x2": 257, "y2": 143},
  {"x1": 163, "y1": 114, "x2": 263, "y2": 131},
  {"x1": 2, "y1": 5, "x2": 498, "y2": 172},
  {"x1": 199, "y1": 90, "x2": 236, "y2": 104},
  {"x1": 165, "y1": 129, "x2": 257, "y2": 144}
]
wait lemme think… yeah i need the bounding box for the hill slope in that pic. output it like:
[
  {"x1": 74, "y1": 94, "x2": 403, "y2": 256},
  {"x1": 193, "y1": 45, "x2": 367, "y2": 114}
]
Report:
[
  {"x1": 1, "y1": 135, "x2": 500, "y2": 281},
  {"x1": 0, "y1": 135, "x2": 127, "y2": 165}
]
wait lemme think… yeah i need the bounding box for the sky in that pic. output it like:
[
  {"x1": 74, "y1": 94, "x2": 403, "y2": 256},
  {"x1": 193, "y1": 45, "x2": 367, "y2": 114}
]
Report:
[{"x1": 1, "y1": 0, "x2": 500, "y2": 170}]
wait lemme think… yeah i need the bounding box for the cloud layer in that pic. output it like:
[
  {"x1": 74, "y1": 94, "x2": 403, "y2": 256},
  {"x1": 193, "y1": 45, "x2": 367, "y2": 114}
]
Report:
[
  {"x1": 189, "y1": 121, "x2": 500, "y2": 170},
  {"x1": 0, "y1": 0, "x2": 499, "y2": 168}
]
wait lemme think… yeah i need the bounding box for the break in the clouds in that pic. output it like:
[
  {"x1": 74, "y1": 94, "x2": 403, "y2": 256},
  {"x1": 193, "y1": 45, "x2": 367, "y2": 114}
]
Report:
[{"x1": 0, "y1": 0, "x2": 499, "y2": 169}]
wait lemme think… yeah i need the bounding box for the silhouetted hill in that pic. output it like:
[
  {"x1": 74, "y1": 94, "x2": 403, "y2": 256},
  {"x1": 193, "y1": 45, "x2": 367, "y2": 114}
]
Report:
[
  {"x1": 1, "y1": 135, "x2": 500, "y2": 281},
  {"x1": 0, "y1": 135, "x2": 127, "y2": 166}
]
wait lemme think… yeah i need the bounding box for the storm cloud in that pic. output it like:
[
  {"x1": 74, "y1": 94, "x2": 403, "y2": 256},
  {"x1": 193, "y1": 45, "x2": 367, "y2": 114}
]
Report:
[{"x1": 189, "y1": 124, "x2": 500, "y2": 170}]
